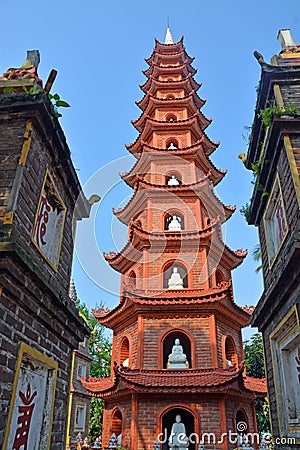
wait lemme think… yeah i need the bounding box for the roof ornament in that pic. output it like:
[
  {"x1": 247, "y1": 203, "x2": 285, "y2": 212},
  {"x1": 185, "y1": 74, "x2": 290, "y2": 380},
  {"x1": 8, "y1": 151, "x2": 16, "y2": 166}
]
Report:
[
  {"x1": 277, "y1": 29, "x2": 296, "y2": 49},
  {"x1": 165, "y1": 26, "x2": 174, "y2": 45}
]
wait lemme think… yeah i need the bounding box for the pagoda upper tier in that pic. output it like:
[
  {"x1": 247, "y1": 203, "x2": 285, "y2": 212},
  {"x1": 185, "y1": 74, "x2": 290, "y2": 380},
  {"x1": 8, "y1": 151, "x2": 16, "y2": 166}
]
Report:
[
  {"x1": 103, "y1": 34, "x2": 247, "y2": 290},
  {"x1": 82, "y1": 363, "x2": 266, "y2": 398},
  {"x1": 120, "y1": 144, "x2": 226, "y2": 188},
  {"x1": 126, "y1": 37, "x2": 219, "y2": 157},
  {"x1": 113, "y1": 175, "x2": 235, "y2": 226},
  {"x1": 85, "y1": 35, "x2": 265, "y2": 450}
]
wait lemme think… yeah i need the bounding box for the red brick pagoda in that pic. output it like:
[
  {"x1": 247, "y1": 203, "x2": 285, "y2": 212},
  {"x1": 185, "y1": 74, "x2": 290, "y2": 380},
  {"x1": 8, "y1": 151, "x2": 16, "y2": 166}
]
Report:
[{"x1": 83, "y1": 29, "x2": 266, "y2": 450}]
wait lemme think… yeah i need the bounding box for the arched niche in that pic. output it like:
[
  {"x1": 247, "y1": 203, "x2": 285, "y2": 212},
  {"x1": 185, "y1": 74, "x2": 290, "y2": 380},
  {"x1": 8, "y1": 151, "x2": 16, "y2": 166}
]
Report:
[
  {"x1": 111, "y1": 408, "x2": 123, "y2": 442},
  {"x1": 165, "y1": 113, "x2": 177, "y2": 122},
  {"x1": 119, "y1": 336, "x2": 130, "y2": 367},
  {"x1": 127, "y1": 270, "x2": 136, "y2": 289},
  {"x1": 160, "y1": 407, "x2": 196, "y2": 450},
  {"x1": 161, "y1": 329, "x2": 192, "y2": 369},
  {"x1": 165, "y1": 172, "x2": 182, "y2": 186},
  {"x1": 165, "y1": 138, "x2": 179, "y2": 149},
  {"x1": 235, "y1": 408, "x2": 249, "y2": 433},
  {"x1": 163, "y1": 261, "x2": 188, "y2": 289},
  {"x1": 165, "y1": 94, "x2": 175, "y2": 100},
  {"x1": 164, "y1": 212, "x2": 184, "y2": 231},
  {"x1": 215, "y1": 269, "x2": 225, "y2": 286},
  {"x1": 200, "y1": 202, "x2": 210, "y2": 228},
  {"x1": 223, "y1": 335, "x2": 238, "y2": 368}
]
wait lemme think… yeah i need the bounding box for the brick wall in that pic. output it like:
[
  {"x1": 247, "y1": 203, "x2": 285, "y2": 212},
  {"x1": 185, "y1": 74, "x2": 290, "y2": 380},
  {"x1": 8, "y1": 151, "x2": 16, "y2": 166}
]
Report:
[
  {"x1": 0, "y1": 274, "x2": 84, "y2": 448},
  {"x1": 261, "y1": 289, "x2": 300, "y2": 445},
  {"x1": 216, "y1": 319, "x2": 242, "y2": 368},
  {"x1": 143, "y1": 316, "x2": 212, "y2": 369},
  {"x1": 103, "y1": 394, "x2": 257, "y2": 450},
  {"x1": 258, "y1": 143, "x2": 300, "y2": 292},
  {"x1": 0, "y1": 93, "x2": 89, "y2": 448}
]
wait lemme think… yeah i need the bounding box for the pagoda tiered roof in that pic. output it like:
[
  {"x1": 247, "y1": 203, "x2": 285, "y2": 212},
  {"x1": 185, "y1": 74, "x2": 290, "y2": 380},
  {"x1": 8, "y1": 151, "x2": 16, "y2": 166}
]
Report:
[
  {"x1": 103, "y1": 218, "x2": 221, "y2": 270},
  {"x1": 82, "y1": 363, "x2": 267, "y2": 397},
  {"x1": 132, "y1": 109, "x2": 211, "y2": 134},
  {"x1": 135, "y1": 89, "x2": 206, "y2": 110},
  {"x1": 103, "y1": 220, "x2": 246, "y2": 273},
  {"x1": 154, "y1": 36, "x2": 184, "y2": 49},
  {"x1": 113, "y1": 174, "x2": 234, "y2": 226},
  {"x1": 92, "y1": 281, "x2": 251, "y2": 329},
  {"x1": 133, "y1": 112, "x2": 211, "y2": 133},
  {"x1": 127, "y1": 134, "x2": 219, "y2": 159},
  {"x1": 145, "y1": 45, "x2": 194, "y2": 66},
  {"x1": 143, "y1": 60, "x2": 197, "y2": 78},
  {"x1": 139, "y1": 73, "x2": 201, "y2": 96},
  {"x1": 120, "y1": 143, "x2": 225, "y2": 187}
]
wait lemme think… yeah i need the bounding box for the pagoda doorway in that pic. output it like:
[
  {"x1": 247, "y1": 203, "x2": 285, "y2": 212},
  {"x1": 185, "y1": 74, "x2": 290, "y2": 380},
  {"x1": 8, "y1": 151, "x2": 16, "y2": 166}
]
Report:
[{"x1": 161, "y1": 407, "x2": 196, "y2": 450}]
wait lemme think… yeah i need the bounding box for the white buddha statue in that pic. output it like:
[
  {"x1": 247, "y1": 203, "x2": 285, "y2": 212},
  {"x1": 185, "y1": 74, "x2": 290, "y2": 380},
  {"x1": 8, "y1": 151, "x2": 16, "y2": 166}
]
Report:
[
  {"x1": 122, "y1": 357, "x2": 129, "y2": 367},
  {"x1": 117, "y1": 433, "x2": 122, "y2": 447},
  {"x1": 168, "y1": 215, "x2": 182, "y2": 231},
  {"x1": 168, "y1": 141, "x2": 178, "y2": 150},
  {"x1": 168, "y1": 338, "x2": 189, "y2": 369},
  {"x1": 167, "y1": 175, "x2": 180, "y2": 186},
  {"x1": 168, "y1": 414, "x2": 189, "y2": 449},
  {"x1": 168, "y1": 267, "x2": 184, "y2": 289}
]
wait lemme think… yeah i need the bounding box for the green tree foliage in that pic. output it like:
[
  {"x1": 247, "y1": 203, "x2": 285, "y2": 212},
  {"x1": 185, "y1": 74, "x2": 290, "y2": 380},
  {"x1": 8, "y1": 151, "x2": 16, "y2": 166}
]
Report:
[
  {"x1": 76, "y1": 300, "x2": 112, "y2": 441},
  {"x1": 252, "y1": 244, "x2": 262, "y2": 273},
  {"x1": 244, "y1": 333, "x2": 270, "y2": 433}
]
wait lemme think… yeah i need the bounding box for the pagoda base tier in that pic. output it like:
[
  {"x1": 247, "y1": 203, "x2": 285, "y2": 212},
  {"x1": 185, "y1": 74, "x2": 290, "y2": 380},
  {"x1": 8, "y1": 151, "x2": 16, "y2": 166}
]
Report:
[{"x1": 97, "y1": 387, "x2": 263, "y2": 450}]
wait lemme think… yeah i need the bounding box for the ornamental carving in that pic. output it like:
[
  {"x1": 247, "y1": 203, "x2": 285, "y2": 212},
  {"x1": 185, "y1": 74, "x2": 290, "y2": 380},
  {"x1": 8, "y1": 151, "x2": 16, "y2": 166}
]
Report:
[{"x1": 32, "y1": 171, "x2": 66, "y2": 269}]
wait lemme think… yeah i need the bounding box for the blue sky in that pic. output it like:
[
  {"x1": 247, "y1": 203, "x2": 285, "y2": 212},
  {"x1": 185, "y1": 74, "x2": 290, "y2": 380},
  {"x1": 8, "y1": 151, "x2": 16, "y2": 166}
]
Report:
[{"x1": 2, "y1": 1, "x2": 299, "y2": 338}]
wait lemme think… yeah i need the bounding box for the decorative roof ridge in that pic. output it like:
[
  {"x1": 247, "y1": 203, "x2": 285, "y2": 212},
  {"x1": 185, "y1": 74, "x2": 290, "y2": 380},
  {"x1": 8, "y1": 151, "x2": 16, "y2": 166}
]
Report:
[
  {"x1": 125, "y1": 125, "x2": 219, "y2": 154},
  {"x1": 82, "y1": 361, "x2": 246, "y2": 396},
  {"x1": 139, "y1": 73, "x2": 201, "y2": 96},
  {"x1": 117, "y1": 364, "x2": 243, "y2": 377},
  {"x1": 205, "y1": 181, "x2": 236, "y2": 217},
  {"x1": 223, "y1": 242, "x2": 248, "y2": 263},
  {"x1": 116, "y1": 180, "x2": 231, "y2": 230},
  {"x1": 145, "y1": 48, "x2": 194, "y2": 65},
  {"x1": 112, "y1": 166, "x2": 229, "y2": 223},
  {"x1": 241, "y1": 305, "x2": 255, "y2": 315},
  {"x1": 143, "y1": 61, "x2": 197, "y2": 78},
  {"x1": 91, "y1": 282, "x2": 252, "y2": 326},
  {"x1": 85, "y1": 375, "x2": 113, "y2": 383},
  {"x1": 120, "y1": 145, "x2": 226, "y2": 189},
  {"x1": 119, "y1": 291, "x2": 252, "y2": 322},
  {"x1": 131, "y1": 109, "x2": 213, "y2": 128},
  {"x1": 131, "y1": 111, "x2": 212, "y2": 133},
  {"x1": 130, "y1": 216, "x2": 220, "y2": 239},
  {"x1": 81, "y1": 374, "x2": 116, "y2": 394},
  {"x1": 135, "y1": 172, "x2": 211, "y2": 189},
  {"x1": 243, "y1": 375, "x2": 267, "y2": 395},
  {"x1": 124, "y1": 280, "x2": 232, "y2": 300},
  {"x1": 132, "y1": 97, "x2": 204, "y2": 129},
  {"x1": 244, "y1": 375, "x2": 266, "y2": 382},
  {"x1": 142, "y1": 58, "x2": 195, "y2": 75},
  {"x1": 136, "y1": 89, "x2": 205, "y2": 112},
  {"x1": 143, "y1": 58, "x2": 193, "y2": 71},
  {"x1": 154, "y1": 36, "x2": 184, "y2": 47},
  {"x1": 127, "y1": 138, "x2": 203, "y2": 152}
]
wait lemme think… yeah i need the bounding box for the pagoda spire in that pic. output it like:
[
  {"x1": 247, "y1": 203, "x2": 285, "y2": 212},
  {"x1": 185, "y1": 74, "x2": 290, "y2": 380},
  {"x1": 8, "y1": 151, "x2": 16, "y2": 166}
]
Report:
[{"x1": 165, "y1": 26, "x2": 174, "y2": 44}]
